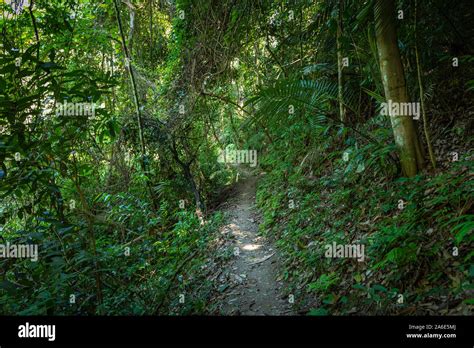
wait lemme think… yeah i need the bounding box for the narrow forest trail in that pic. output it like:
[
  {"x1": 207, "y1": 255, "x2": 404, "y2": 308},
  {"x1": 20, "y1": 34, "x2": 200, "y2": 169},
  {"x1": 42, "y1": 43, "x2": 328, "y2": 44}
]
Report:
[{"x1": 214, "y1": 172, "x2": 294, "y2": 315}]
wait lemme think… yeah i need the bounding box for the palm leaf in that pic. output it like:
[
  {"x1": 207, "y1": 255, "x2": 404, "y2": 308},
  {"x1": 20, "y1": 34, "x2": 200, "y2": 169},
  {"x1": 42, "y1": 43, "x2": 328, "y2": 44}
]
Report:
[{"x1": 245, "y1": 78, "x2": 358, "y2": 127}]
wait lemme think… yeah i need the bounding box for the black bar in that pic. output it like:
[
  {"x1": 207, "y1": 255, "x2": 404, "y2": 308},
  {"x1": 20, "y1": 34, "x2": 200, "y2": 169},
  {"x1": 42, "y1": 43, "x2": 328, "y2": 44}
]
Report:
[{"x1": 0, "y1": 316, "x2": 471, "y2": 346}]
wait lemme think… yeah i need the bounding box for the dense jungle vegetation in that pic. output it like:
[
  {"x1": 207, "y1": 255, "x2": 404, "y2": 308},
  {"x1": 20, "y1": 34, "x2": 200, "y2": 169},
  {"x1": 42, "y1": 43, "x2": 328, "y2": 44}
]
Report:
[{"x1": 0, "y1": 0, "x2": 473, "y2": 316}]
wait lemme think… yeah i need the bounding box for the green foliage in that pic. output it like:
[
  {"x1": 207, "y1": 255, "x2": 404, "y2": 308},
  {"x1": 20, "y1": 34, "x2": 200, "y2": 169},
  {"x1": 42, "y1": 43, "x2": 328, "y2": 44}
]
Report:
[{"x1": 256, "y1": 119, "x2": 473, "y2": 314}]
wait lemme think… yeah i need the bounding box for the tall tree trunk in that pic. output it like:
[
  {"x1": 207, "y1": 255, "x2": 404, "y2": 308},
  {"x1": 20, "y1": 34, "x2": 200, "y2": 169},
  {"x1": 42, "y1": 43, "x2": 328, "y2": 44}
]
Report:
[
  {"x1": 149, "y1": 0, "x2": 153, "y2": 64},
  {"x1": 114, "y1": 0, "x2": 158, "y2": 211},
  {"x1": 337, "y1": 0, "x2": 346, "y2": 123},
  {"x1": 114, "y1": 0, "x2": 145, "y2": 167},
  {"x1": 415, "y1": 0, "x2": 436, "y2": 169},
  {"x1": 374, "y1": 0, "x2": 424, "y2": 177}
]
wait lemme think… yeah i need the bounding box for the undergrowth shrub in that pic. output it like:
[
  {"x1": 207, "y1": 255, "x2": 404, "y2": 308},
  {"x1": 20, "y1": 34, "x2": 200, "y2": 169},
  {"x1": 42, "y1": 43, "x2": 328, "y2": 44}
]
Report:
[{"x1": 256, "y1": 127, "x2": 473, "y2": 315}]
